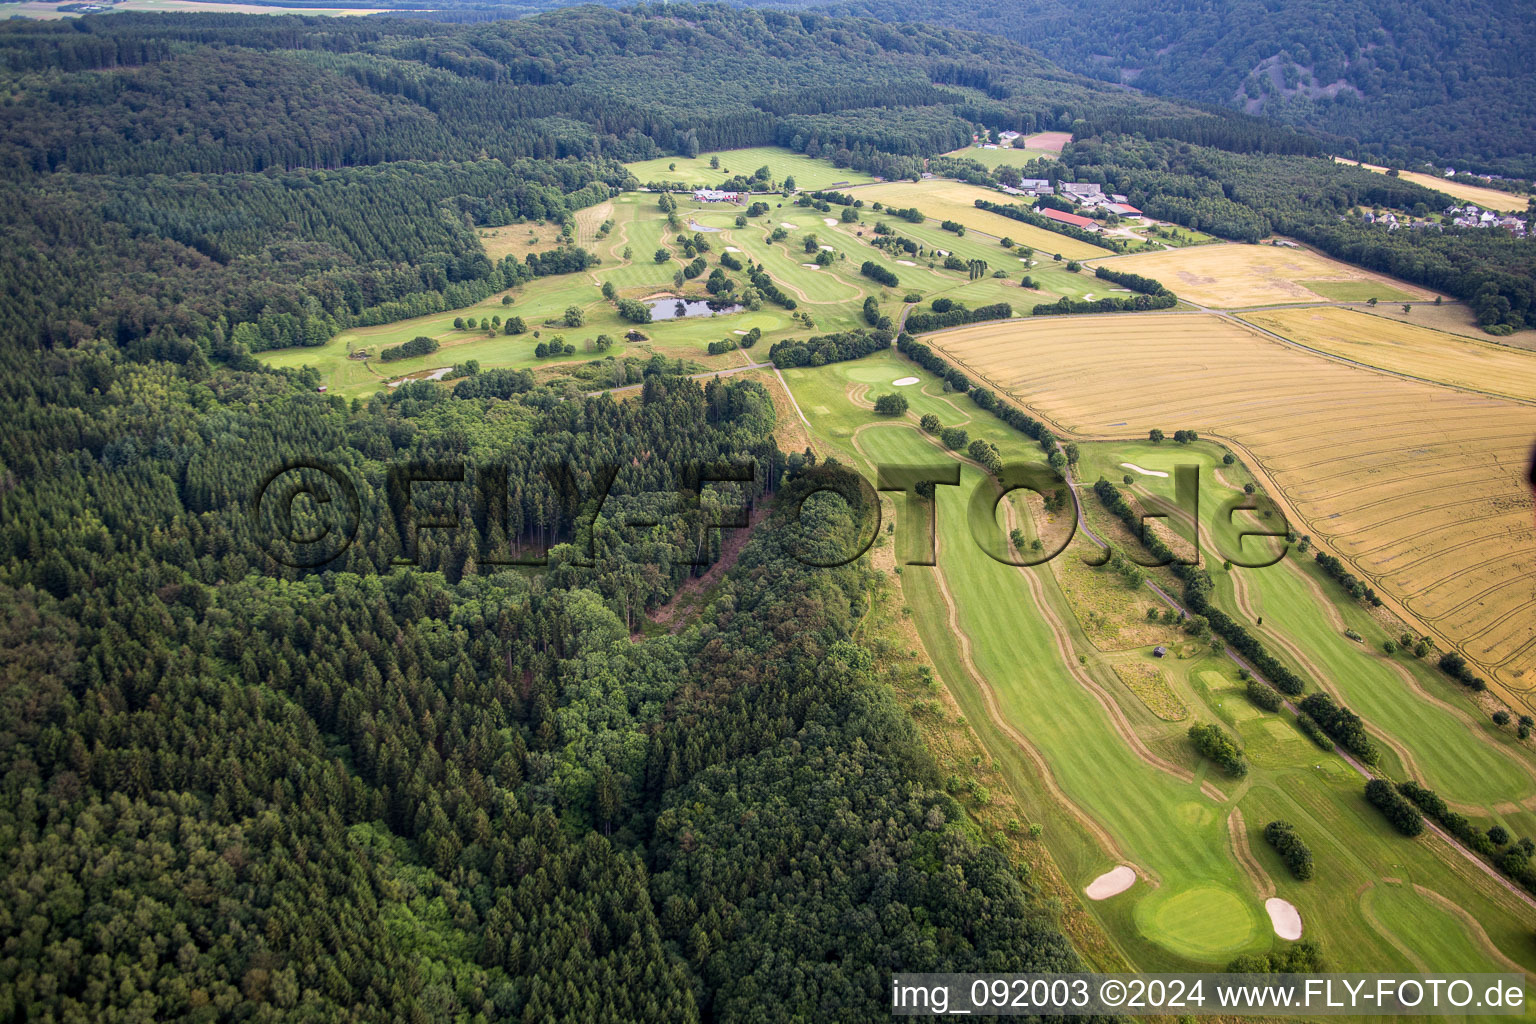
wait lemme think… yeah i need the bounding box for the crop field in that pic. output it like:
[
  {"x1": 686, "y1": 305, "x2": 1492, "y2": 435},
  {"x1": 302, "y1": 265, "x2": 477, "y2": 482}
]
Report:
[
  {"x1": 1088, "y1": 243, "x2": 1431, "y2": 307},
  {"x1": 1022, "y1": 131, "x2": 1073, "y2": 153},
  {"x1": 1241, "y1": 306, "x2": 1536, "y2": 402},
  {"x1": 622, "y1": 147, "x2": 875, "y2": 190},
  {"x1": 1334, "y1": 159, "x2": 1530, "y2": 213},
  {"x1": 931, "y1": 313, "x2": 1536, "y2": 709},
  {"x1": 851, "y1": 179, "x2": 1114, "y2": 259},
  {"x1": 778, "y1": 353, "x2": 1536, "y2": 974}
]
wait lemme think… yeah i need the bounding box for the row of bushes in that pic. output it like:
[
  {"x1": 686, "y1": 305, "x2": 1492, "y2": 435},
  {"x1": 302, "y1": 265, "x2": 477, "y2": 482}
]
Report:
[
  {"x1": 747, "y1": 265, "x2": 797, "y2": 310},
  {"x1": 895, "y1": 335, "x2": 1066, "y2": 462},
  {"x1": 808, "y1": 190, "x2": 857, "y2": 206},
  {"x1": 1397, "y1": 780, "x2": 1536, "y2": 894},
  {"x1": 1296, "y1": 713, "x2": 1334, "y2": 750},
  {"x1": 707, "y1": 327, "x2": 762, "y2": 356},
  {"x1": 1437, "y1": 651, "x2": 1489, "y2": 692},
  {"x1": 1093, "y1": 265, "x2": 1174, "y2": 297},
  {"x1": 973, "y1": 199, "x2": 1127, "y2": 253},
  {"x1": 863, "y1": 296, "x2": 893, "y2": 331},
  {"x1": 905, "y1": 301, "x2": 1013, "y2": 333},
  {"x1": 1246, "y1": 678, "x2": 1283, "y2": 712},
  {"x1": 1263, "y1": 820, "x2": 1314, "y2": 880},
  {"x1": 1031, "y1": 292, "x2": 1178, "y2": 316},
  {"x1": 379, "y1": 335, "x2": 439, "y2": 362},
  {"x1": 1297, "y1": 693, "x2": 1379, "y2": 765},
  {"x1": 860, "y1": 260, "x2": 900, "y2": 287},
  {"x1": 1188, "y1": 722, "x2": 1249, "y2": 777},
  {"x1": 1313, "y1": 550, "x2": 1381, "y2": 606},
  {"x1": 1365, "y1": 778, "x2": 1425, "y2": 836},
  {"x1": 769, "y1": 328, "x2": 891, "y2": 369}
]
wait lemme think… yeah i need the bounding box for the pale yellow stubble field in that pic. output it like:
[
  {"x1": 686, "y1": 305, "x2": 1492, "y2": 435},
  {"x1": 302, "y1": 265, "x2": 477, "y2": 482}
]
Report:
[{"x1": 931, "y1": 312, "x2": 1536, "y2": 707}]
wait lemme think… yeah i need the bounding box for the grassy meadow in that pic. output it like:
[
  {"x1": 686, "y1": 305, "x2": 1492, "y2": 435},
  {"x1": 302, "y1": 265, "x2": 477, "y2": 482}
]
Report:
[{"x1": 622, "y1": 146, "x2": 875, "y2": 190}]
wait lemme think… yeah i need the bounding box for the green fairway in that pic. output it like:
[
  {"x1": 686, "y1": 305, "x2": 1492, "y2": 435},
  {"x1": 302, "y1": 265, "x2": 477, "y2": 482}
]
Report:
[
  {"x1": 623, "y1": 147, "x2": 876, "y2": 190},
  {"x1": 1078, "y1": 439, "x2": 1536, "y2": 809},
  {"x1": 1362, "y1": 883, "x2": 1510, "y2": 973},
  {"x1": 781, "y1": 354, "x2": 1536, "y2": 976}
]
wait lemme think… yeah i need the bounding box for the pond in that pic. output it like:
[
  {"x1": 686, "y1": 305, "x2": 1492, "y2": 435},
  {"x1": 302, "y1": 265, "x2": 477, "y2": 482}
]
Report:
[
  {"x1": 646, "y1": 296, "x2": 743, "y2": 320},
  {"x1": 687, "y1": 219, "x2": 722, "y2": 232}
]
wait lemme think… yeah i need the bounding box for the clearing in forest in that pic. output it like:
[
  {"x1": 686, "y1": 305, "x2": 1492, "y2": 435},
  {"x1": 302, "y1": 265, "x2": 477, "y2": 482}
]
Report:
[
  {"x1": 1333, "y1": 159, "x2": 1530, "y2": 213},
  {"x1": 932, "y1": 313, "x2": 1536, "y2": 709},
  {"x1": 1089, "y1": 243, "x2": 1428, "y2": 307},
  {"x1": 622, "y1": 146, "x2": 876, "y2": 190}
]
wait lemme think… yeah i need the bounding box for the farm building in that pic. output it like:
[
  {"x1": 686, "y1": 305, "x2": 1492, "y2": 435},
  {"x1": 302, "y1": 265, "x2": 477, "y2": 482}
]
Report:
[
  {"x1": 693, "y1": 189, "x2": 742, "y2": 203},
  {"x1": 1105, "y1": 202, "x2": 1142, "y2": 217},
  {"x1": 1060, "y1": 182, "x2": 1104, "y2": 200},
  {"x1": 1040, "y1": 207, "x2": 1100, "y2": 230}
]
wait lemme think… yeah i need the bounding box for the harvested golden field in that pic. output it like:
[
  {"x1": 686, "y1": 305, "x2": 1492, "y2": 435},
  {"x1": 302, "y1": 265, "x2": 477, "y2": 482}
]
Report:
[
  {"x1": 934, "y1": 312, "x2": 1536, "y2": 708},
  {"x1": 1023, "y1": 131, "x2": 1072, "y2": 154},
  {"x1": 1242, "y1": 307, "x2": 1536, "y2": 402},
  {"x1": 1334, "y1": 159, "x2": 1530, "y2": 213},
  {"x1": 1089, "y1": 243, "x2": 1431, "y2": 308},
  {"x1": 853, "y1": 179, "x2": 1113, "y2": 259}
]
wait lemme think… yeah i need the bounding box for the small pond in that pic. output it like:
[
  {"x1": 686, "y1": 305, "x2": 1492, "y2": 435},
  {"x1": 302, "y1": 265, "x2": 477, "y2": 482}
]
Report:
[{"x1": 646, "y1": 297, "x2": 743, "y2": 320}]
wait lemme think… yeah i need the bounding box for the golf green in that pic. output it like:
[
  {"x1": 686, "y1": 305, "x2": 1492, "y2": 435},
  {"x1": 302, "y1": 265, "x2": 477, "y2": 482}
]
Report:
[{"x1": 1136, "y1": 884, "x2": 1265, "y2": 961}]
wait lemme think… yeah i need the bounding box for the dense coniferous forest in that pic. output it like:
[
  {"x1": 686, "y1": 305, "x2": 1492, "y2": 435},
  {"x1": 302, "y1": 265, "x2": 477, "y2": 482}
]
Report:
[
  {"x1": 0, "y1": 7, "x2": 1143, "y2": 1019},
  {"x1": 4, "y1": 2, "x2": 1534, "y2": 1017},
  {"x1": 825, "y1": 0, "x2": 1536, "y2": 176}
]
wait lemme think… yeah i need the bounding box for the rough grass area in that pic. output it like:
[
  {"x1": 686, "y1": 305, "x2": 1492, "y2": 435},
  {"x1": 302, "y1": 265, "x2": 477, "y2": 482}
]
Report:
[{"x1": 1112, "y1": 661, "x2": 1189, "y2": 721}]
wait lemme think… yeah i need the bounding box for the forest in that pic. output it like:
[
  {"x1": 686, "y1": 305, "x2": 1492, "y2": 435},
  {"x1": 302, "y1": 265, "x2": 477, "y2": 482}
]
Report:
[
  {"x1": 0, "y1": 7, "x2": 1151, "y2": 1019},
  {"x1": 3, "y1": 2, "x2": 1534, "y2": 1017},
  {"x1": 825, "y1": 0, "x2": 1536, "y2": 176}
]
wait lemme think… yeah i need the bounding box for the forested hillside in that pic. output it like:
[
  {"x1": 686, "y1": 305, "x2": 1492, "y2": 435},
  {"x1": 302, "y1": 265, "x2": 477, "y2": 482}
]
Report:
[
  {"x1": 0, "y1": 6, "x2": 1152, "y2": 1019},
  {"x1": 828, "y1": 0, "x2": 1536, "y2": 176},
  {"x1": 0, "y1": 5, "x2": 1297, "y2": 357}
]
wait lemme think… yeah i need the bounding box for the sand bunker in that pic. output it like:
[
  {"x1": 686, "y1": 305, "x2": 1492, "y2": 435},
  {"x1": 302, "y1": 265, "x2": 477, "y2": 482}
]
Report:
[
  {"x1": 800, "y1": 263, "x2": 820, "y2": 269},
  {"x1": 892, "y1": 376, "x2": 919, "y2": 386},
  {"x1": 732, "y1": 329, "x2": 748, "y2": 336},
  {"x1": 1085, "y1": 865, "x2": 1137, "y2": 900},
  {"x1": 896, "y1": 259, "x2": 917, "y2": 266},
  {"x1": 781, "y1": 222, "x2": 797, "y2": 229},
  {"x1": 1121, "y1": 462, "x2": 1169, "y2": 477},
  {"x1": 1265, "y1": 898, "x2": 1303, "y2": 939},
  {"x1": 823, "y1": 218, "x2": 838, "y2": 226},
  {"x1": 819, "y1": 245, "x2": 834, "y2": 251},
  {"x1": 724, "y1": 246, "x2": 743, "y2": 253}
]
